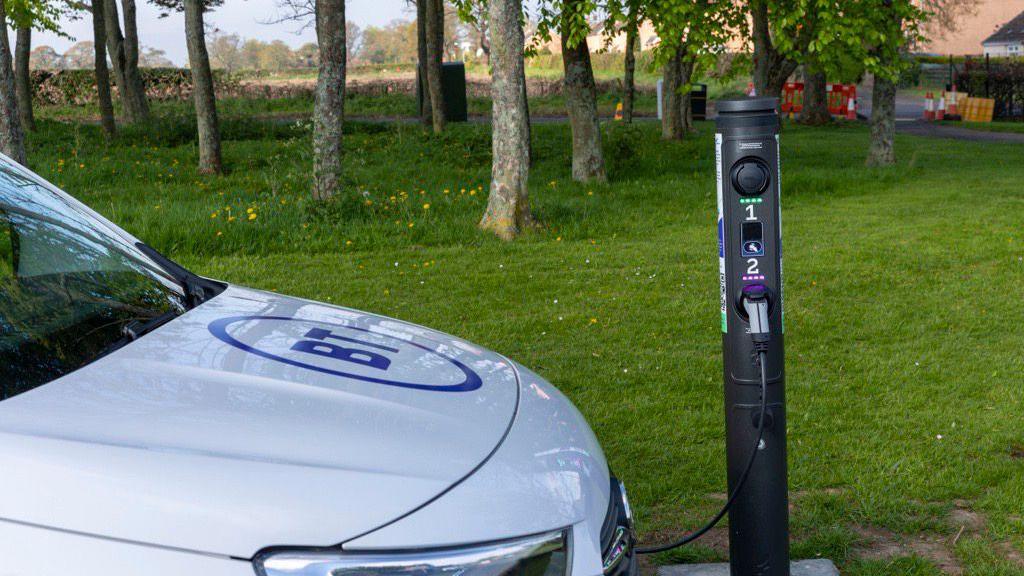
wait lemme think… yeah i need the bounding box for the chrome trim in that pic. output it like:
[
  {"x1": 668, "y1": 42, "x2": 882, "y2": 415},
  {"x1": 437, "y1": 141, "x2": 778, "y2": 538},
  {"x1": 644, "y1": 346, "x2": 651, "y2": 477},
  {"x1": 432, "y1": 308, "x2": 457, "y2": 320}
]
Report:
[
  {"x1": 601, "y1": 527, "x2": 629, "y2": 575},
  {"x1": 256, "y1": 530, "x2": 568, "y2": 576}
]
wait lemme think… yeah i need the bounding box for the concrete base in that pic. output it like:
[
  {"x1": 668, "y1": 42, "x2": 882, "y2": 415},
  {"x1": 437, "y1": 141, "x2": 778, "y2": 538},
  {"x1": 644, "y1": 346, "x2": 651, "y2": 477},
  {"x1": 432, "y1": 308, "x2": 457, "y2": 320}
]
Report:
[{"x1": 658, "y1": 559, "x2": 839, "y2": 576}]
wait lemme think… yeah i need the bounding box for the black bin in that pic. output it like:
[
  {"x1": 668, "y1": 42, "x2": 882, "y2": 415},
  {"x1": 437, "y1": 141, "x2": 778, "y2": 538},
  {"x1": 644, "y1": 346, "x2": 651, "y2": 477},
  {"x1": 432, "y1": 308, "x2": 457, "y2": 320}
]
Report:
[
  {"x1": 691, "y1": 83, "x2": 708, "y2": 120},
  {"x1": 416, "y1": 62, "x2": 468, "y2": 123}
]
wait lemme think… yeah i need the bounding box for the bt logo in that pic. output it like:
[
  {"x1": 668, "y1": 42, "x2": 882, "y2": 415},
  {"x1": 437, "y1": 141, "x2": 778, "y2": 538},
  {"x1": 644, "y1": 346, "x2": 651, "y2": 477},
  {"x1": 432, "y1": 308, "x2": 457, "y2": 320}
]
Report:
[{"x1": 208, "y1": 315, "x2": 483, "y2": 392}]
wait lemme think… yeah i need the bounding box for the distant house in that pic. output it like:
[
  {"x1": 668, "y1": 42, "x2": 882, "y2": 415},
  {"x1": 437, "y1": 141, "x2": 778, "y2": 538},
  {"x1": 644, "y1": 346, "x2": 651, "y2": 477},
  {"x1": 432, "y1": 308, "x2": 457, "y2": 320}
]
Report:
[{"x1": 983, "y1": 10, "x2": 1024, "y2": 56}]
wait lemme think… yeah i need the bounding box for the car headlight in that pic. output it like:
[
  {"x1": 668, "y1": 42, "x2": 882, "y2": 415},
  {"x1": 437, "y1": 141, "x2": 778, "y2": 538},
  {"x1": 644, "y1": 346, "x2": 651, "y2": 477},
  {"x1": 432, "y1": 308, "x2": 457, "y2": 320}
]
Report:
[{"x1": 254, "y1": 530, "x2": 570, "y2": 576}]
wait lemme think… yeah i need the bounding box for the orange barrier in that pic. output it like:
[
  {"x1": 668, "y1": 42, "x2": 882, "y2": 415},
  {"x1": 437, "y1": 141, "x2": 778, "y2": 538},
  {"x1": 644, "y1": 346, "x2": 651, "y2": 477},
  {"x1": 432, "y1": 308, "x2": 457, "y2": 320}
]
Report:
[
  {"x1": 614, "y1": 102, "x2": 623, "y2": 121},
  {"x1": 780, "y1": 82, "x2": 857, "y2": 120},
  {"x1": 781, "y1": 82, "x2": 804, "y2": 116}
]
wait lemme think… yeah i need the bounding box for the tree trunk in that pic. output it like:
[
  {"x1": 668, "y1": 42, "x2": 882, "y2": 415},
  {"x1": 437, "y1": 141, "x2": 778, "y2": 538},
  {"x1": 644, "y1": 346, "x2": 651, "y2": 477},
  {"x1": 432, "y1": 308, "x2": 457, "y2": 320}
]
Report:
[
  {"x1": 183, "y1": 0, "x2": 222, "y2": 174},
  {"x1": 801, "y1": 68, "x2": 831, "y2": 125},
  {"x1": 416, "y1": 0, "x2": 431, "y2": 125},
  {"x1": 92, "y1": 0, "x2": 117, "y2": 136},
  {"x1": 119, "y1": 0, "x2": 150, "y2": 121},
  {"x1": 424, "y1": 0, "x2": 445, "y2": 133},
  {"x1": 313, "y1": 0, "x2": 346, "y2": 201},
  {"x1": 561, "y1": 18, "x2": 606, "y2": 183},
  {"x1": 14, "y1": 27, "x2": 33, "y2": 133},
  {"x1": 0, "y1": 1, "x2": 26, "y2": 165},
  {"x1": 680, "y1": 59, "x2": 694, "y2": 133},
  {"x1": 622, "y1": 16, "x2": 638, "y2": 123},
  {"x1": 867, "y1": 73, "x2": 896, "y2": 167},
  {"x1": 479, "y1": 0, "x2": 531, "y2": 240},
  {"x1": 662, "y1": 47, "x2": 681, "y2": 140},
  {"x1": 103, "y1": 0, "x2": 127, "y2": 96},
  {"x1": 750, "y1": 0, "x2": 797, "y2": 100}
]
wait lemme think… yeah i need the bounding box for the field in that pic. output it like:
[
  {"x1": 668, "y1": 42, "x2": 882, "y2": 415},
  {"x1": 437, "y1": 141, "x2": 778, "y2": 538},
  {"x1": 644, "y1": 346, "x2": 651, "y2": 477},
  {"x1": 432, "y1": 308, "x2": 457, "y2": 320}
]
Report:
[{"x1": 24, "y1": 104, "x2": 1024, "y2": 574}]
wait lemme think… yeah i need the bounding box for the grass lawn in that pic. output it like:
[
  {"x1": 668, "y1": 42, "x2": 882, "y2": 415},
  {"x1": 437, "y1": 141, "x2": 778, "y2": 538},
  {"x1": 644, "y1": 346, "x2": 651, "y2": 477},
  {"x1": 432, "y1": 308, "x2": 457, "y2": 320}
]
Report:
[
  {"x1": 949, "y1": 120, "x2": 1024, "y2": 135},
  {"x1": 24, "y1": 111, "x2": 1024, "y2": 575}
]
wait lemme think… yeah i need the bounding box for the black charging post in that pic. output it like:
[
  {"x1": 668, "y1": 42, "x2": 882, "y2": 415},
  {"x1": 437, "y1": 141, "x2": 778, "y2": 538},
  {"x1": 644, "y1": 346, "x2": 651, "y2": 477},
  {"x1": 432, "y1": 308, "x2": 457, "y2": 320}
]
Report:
[{"x1": 716, "y1": 97, "x2": 789, "y2": 575}]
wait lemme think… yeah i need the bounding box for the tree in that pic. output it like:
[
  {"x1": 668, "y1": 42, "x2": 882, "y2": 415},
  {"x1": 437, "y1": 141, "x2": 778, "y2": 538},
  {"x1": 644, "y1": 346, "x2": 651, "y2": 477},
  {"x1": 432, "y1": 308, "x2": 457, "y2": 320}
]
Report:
[
  {"x1": 139, "y1": 46, "x2": 172, "y2": 66},
  {"x1": 478, "y1": 0, "x2": 531, "y2": 239},
  {"x1": 0, "y1": 0, "x2": 26, "y2": 165},
  {"x1": 416, "y1": 0, "x2": 430, "y2": 123},
  {"x1": 91, "y1": 0, "x2": 116, "y2": 136},
  {"x1": 8, "y1": 0, "x2": 69, "y2": 133},
  {"x1": 208, "y1": 31, "x2": 244, "y2": 72},
  {"x1": 865, "y1": 0, "x2": 921, "y2": 166},
  {"x1": 63, "y1": 41, "x2": 95, "y2": 68},
  {"x1": 105, "y1": 0, "x2": 150, "y2": 122},
  {"x1": 647, "y1": 0, "x2": 738, "y2": 139},
  {"x1": 14, "y1": 27, "x2": 33, "y2": 132},
  {"x1": 183, "y1": 0, "x2": 222, "y2": 173},
  {"x1": 346, "y1": 21, "x2": 362, "y2": 61},
  {"x1": 801, "y1": 68, "x2": 830, "y2": 125},
  {"x1": 312, "y1": 0, "x2": 345, "y2": 200},
  {"x1": 29, "y1": 45, "x2": 62, "y2": 69},
  {"x1": 424, "y1": 0, "x2": 445, "y2": 133}
]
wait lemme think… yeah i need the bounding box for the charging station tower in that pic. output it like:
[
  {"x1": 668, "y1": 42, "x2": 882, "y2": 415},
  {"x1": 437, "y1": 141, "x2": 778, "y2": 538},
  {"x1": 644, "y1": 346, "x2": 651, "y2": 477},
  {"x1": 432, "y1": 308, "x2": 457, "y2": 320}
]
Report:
[{"x1": 715, "y1": 97, "x2": 789, "y2": 575}]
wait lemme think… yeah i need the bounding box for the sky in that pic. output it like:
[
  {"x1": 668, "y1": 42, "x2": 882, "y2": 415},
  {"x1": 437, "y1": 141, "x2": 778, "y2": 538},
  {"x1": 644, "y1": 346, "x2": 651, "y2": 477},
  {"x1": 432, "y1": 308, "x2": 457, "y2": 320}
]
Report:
[{"x1": 34, "y1": 0, "x2": 413, "y2": 65}]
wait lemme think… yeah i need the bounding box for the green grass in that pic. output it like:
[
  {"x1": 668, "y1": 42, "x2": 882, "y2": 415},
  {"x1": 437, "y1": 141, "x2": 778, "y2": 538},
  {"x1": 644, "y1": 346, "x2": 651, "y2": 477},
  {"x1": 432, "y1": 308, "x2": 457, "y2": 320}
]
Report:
[
  {"x1": 22, "y1": 109, "x2": 1024, "y2": 574},
  {"x1": 950, "y1": 120, "x2": 1024, "y2": 135}
]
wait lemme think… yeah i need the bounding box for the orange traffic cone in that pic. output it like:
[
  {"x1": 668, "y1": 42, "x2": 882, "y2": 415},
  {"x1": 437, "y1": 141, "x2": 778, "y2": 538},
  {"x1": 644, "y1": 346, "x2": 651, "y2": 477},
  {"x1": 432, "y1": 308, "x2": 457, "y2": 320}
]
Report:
[
  {"x1": 846, "y1": 97, "x2": 856, "y2": 120},
  {"x1": 946, "y1": 90, "x2": 959, "y2": 117},
  {"x1": 936, "y1": 95, "x2": 946, "y2": 121},
  {"x1": 747, "y1": 82, "x2": 757, "y2": 97},
  {"x1": 614, "y1": 102, "x2": 623, "y2": 121},
  {"x1": 924, "y1": 92, "x2": 935, "y2": 121}
]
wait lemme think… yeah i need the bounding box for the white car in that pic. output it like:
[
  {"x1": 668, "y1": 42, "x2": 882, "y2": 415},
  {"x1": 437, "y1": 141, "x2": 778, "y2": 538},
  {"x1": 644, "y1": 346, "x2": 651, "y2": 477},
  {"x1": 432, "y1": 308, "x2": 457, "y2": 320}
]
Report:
[{"x1": 0, "y1": 158, "x2": 636, "y2": 576}]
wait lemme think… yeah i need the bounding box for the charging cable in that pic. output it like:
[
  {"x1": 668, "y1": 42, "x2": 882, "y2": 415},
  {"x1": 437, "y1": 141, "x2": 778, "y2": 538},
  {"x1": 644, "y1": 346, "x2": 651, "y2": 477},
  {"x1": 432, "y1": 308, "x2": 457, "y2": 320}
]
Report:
[{"x1": 636, "y1": 288, "x2": 771, "y2": 555}]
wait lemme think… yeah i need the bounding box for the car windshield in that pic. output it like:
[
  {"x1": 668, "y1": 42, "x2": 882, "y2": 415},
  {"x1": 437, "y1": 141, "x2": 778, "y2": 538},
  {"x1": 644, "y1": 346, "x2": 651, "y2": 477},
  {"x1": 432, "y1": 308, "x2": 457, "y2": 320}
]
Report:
[{"x1": 0, "y1": 164, "x2": 186, "y2": 400}]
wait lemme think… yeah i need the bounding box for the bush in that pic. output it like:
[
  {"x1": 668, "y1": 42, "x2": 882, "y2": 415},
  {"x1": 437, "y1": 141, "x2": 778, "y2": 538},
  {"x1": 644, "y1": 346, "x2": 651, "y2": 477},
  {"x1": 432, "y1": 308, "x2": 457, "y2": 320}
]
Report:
[{"x1": 30, "y1": 68, "x2": 243, "y2": 106}]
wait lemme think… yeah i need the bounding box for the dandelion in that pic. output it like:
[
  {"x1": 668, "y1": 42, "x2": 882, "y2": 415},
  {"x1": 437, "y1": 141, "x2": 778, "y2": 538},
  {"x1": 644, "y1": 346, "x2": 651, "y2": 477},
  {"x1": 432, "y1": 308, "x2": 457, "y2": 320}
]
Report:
[
  {"x1": 248, "y1": 213, "x2": 257, "y2": 221},
  {"x1": 345, "y1": 240, "x2": 353, "y2": 246},
  {"x1": 423, "y1": 203, "x2": 430, "y2": 210},
  {"x1": 216, "y1": 231, "x2": 222, "y2": 237},
  {"x1": 589, "y1": 318, "x2": 598, "y2": 325},
  {"x1": 587, "y1": 190, "x2": 593, "y2": 196},
  {"x1": 228, "y1": 216, "x2": 237, "y2": 222},
  {"x1": 470, "y1": 189, "x2": 477, "y2": 196},
  {"x1": 210, "y1": 212, "x2": 219, "y2": 218},
  {"x1": 408, "y1": 222, "x2": 415, "y2": 228},
  {"x1": 246, "y1": 207, "x2": 255, "y2": 214}
]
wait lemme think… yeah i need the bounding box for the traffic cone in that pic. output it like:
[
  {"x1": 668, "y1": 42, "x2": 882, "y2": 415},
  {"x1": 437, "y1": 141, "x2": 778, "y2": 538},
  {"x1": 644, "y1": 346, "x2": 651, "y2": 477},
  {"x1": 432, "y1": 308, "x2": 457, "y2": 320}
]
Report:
[
  {"x1": 846, "y1": 97, "x2": 856, "y2": 120},
  {"x1": 747, "y1": 82, "x2": 757, "y2": 97},
  {"x1": 924, "y1": 92, "x2": 934, "y2": 121},
  {"x1": 936, "y1": 95, "x2": 946, "y2": 121},
  {"x1": 947, "y1": 90, "x2": 959, "y2": 117},
  {"x1": 614, "y1": 102, "x2": 623, "y2": 121}
]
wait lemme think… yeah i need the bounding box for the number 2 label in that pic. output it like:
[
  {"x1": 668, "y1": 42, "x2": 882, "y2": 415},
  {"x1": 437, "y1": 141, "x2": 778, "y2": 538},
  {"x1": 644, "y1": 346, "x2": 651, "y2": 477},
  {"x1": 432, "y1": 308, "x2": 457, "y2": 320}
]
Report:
[{"x1": 747, "y1": 259, "x2": 760, "y2": 274}]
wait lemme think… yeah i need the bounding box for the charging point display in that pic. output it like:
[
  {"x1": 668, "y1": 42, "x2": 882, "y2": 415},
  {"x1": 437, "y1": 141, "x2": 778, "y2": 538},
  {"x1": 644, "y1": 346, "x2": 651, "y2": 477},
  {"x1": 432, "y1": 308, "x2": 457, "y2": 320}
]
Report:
[{"x1": 715, "y1": 98, "x2": 789, "y2": 575}]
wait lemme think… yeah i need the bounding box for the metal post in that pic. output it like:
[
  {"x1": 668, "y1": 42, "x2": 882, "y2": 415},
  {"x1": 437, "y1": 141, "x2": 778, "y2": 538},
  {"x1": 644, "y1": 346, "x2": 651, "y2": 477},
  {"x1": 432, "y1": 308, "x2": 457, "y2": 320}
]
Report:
[{"x1": 714, "y1": 97, "x2": 789, "y2": 576}]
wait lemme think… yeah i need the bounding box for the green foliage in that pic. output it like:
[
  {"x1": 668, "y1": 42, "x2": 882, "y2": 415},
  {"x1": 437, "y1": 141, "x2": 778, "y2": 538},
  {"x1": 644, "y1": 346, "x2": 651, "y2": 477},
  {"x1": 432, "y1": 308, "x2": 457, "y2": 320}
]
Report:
[
  {"x1": 759, "y1": 0, "x2": 925, "y2": 82},
  {"x1": 644, "y1": 0, "x2": 743, "y2": 73},
  {"x1": 6, "y1": 0, "x2": 71, "y2": 35}
]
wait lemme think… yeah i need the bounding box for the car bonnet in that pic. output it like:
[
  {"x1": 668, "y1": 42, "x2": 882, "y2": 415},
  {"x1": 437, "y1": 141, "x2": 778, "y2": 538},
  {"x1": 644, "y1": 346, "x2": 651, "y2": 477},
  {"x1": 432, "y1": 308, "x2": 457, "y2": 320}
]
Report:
[{"x1": 0, "y1": 285, "x2": 520, "y2": 558}]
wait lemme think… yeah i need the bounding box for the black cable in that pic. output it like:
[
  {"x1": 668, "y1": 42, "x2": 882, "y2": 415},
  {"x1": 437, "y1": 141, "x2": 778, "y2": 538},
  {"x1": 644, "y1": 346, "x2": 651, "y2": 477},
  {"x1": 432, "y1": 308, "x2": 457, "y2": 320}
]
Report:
[{"x1": 635, "y1": 350, "x2": 769, "y2": 555}]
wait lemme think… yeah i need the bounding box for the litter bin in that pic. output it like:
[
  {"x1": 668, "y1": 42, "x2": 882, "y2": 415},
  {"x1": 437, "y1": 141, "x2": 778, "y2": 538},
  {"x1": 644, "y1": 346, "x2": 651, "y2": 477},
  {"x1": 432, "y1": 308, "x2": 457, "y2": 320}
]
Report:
[
  {"x1": 416, "y1": 62, "x2": 469, "y2": 123},
  {"x1": 691, "y1": 83, "x2": 708, "y2": 120}
]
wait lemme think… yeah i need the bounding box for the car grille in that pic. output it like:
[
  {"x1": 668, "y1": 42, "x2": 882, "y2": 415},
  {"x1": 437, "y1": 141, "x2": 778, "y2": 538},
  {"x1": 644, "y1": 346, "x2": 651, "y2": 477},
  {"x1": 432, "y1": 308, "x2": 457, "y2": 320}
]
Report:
[{"x1": 601, "y1": 477, "x2": 636, "y2": 576}]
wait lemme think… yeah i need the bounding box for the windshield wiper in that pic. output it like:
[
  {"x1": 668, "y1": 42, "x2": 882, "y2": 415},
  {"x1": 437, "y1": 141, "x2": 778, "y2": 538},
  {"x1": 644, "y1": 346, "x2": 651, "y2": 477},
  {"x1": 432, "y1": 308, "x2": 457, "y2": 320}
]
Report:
[
  {"x1": 93, "y1": 309, "x2": 183, "y2": 361},
  {"x1": 134, "y1": 243, "x2": 225, "y2": 309},
  {"x1": 121, "y1": 309, "x2": 182, "y2": 342}
]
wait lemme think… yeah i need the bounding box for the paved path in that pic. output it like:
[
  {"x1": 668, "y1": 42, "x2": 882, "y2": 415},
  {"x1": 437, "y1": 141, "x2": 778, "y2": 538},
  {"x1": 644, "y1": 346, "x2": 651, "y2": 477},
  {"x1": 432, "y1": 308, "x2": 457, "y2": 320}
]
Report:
[{"x1": 896, "y1": 120, "x2": 1024, "y2": 143}]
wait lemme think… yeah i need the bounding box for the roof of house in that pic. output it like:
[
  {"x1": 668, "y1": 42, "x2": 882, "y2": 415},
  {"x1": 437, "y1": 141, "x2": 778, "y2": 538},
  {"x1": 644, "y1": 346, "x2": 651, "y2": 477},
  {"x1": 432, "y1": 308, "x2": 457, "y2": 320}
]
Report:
[{"x1": 984, "y1": 10, "x2": 1024, "y2": 44}]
